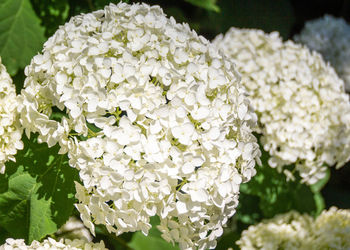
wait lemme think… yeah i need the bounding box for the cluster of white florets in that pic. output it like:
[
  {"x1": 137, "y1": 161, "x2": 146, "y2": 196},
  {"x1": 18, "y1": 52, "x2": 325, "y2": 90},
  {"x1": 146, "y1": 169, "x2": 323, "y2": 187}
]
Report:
[
  {"x1": 213, "y1": 28, "x2": 350, "y2": 184},
  {"x1": 236, "y1": 207, "x2": 350, "y2": 250},
  {"x1": 295, "y1": 15, "x2": 350, "y2": 92},
  {"x1": 0, "y1": 238, "x2": 107, "y2": 250},
  {"x1": 311, "y1": 206, "x2": 350, "y2": 249},
  {"x1": 237, "y1": 211, "x2": 312, "y2": 249},
  {"x1": 19, "y1": 3, "x2": 260, "y2": 249},
  {"x1": 56, "y1": 217, "x2": 93, "y2": 242},
  {"x1": 0, "y1": 58, "x2": 23, "y2": 174}
]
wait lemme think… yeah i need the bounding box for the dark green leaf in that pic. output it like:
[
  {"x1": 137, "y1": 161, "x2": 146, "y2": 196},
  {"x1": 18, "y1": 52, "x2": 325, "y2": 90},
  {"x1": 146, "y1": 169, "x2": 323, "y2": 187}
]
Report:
[
  {"x1": 94, "y1": 224, "x2": 133, "y2": 250},
  {"x1": 237, "y1": 148, "x2": 326, "y2": 225},
  {"x1": 30, "y1": 0, "x2": 70, "y2": 37},
  {"x1": 0, "y1": 226, "x2": 10, "y2": 245},
  {"x1": 185, "y1": 0, "x2": 220, "y2": 12},
  {"x1": 215, "y1": 230, "x2": 241, "y2": 250},
  {"x1": 0, "y1": 0, "x2": 45, "y2": 75},
  {"x1": 129, "y1": 233, "x2": 179, "y2": 250},
  {"x1": 0, "y1": 135, "x2": 79, "y2": 243},
  {"x1": 197, "y1": 0, "x2": 294, "y2": 40},
  {"x1": 128, "y1": 216, "x2": 179, "y2": 250}
]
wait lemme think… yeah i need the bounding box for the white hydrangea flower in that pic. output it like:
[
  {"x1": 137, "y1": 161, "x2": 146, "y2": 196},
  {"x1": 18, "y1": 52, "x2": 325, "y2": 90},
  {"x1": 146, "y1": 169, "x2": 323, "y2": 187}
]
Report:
[
  {"x1": 0, "y1": 57, "x2": 23, "y2": 174},
  {"x1": 213, "y1": 28, "x2": 350, "y2": 184},
  {"x1": 236, "y1": 207, "x2": 350, "y2": 250},
  {"x1": 0, "y1": 237, "x2": 107, "y2": 250},
  {"x1": 295, "y1": 15, "x2": 350, "y2": 92},
  {"x1": 237, "y1": 211, "x2": 312, "y2": 250},
  {"x1": 310, "y1": 206, "x2": 350, "y2": 249},
  {"x1": 19, "y1": 3, "x2": 260, "y2": 249},
  {"x1": 56, "y1": 216, "x2": 93, "y2": 242}
]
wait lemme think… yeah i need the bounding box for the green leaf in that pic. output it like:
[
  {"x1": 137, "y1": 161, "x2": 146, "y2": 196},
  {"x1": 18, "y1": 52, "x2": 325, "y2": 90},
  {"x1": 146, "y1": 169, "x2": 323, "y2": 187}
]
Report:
[
  {"x1": 128, "y1": 216, "x2": 179, "y2": 250},
  {"x1": 94, "y1": 224, "x2": 133, "y2": 250},
  {"x1": 0, "y1": 135, "x2": 79, "y2": 243},
  {"x1": 0, "y1": 0, "x2": 45, "y2": 75},
  {"x1": 215, "y1": 230, "x2": 241, "y2": 250},
  {"x1": 129, "y1": 233, "x2": 179, "y2": 250},
  {"x1": 0, "y1": 226, "x2": 10, "y2": 245},
  {"x1": 185, "y1": 0, "x2": 220, "y2": 12},
  {"x1": 237, "y1": 148, "x2": 326, "y2": 225},
  {"x1": 31, "y1": 0, "x2": 69, "y2": 37}
]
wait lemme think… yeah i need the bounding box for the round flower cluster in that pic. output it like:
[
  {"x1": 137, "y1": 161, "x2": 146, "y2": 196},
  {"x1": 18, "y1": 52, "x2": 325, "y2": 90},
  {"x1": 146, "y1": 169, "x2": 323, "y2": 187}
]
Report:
[
  {"x1": 0, "y1": 238, "x2": 107, "y2": 250},
  {"x1": 295, "y1": 15, "x2": 350, "y2": 92},
  {"x1": 0, "y1": 58, "x2": 23, "y2": 174},
  {"x1": 213, "y1": 28, "x2": 350, "y2": 184},
  {"x1": 311, "y1": 206, "x2": 350, "y2": 249},
  {"x1": 237, "y1": 211, "x2": 312, "y2": 249},
  {"x1": 19, "y1": 3, "x2": 260, "y2": 249},
  {"x1": 236, "y1": 207, "x2": 350, "y2": 250}
]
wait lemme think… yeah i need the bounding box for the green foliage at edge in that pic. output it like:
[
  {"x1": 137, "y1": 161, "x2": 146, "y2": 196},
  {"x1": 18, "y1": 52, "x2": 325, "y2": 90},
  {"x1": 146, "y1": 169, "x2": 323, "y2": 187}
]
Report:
[
  {"x1": 184, "y1": 0, "x2": 220, "y2": 12},
  {"x1": 215, "y1": 147, "x2": 330, "y2": 249},
  {"x1": 0, "y1": 135, "x2": 79, "y2": 244},
  {"x1": 237, "y1": 149, "x2": 327, "y2": 223},
  {"x1": 30, "y1": 0, "x2": 69, "y2": 37},
  {"x1": 0, "y1": 0, "x2": 45, "y2": 76},
  {"x1": 128, "y1": 216, "x2": 179, "y2": 250}
]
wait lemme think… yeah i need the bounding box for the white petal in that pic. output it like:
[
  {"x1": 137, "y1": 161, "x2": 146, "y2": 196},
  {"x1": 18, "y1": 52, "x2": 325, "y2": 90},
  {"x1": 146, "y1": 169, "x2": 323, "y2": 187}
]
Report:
[
  {"x1": 176, "y1": 201, "x2": 188, "y2": 214},
  {"x1": 238, "y1": 104, "x2": 248, "y2": 120}
]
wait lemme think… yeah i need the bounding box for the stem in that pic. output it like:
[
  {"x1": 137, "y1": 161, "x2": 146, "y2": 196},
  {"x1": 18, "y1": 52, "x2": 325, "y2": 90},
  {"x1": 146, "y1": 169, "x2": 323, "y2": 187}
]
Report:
[
  {"x1": 176, "y1": 178, "x2": 188, "y2": 191},
  {"x1": 88, "y1": 127, "x2": 97, "y2": 138},
  {"x1": 113, "y1": 235, "x2": 133, "y2": 250},
  {"x1": 99, "y1": 226, "x2": 133, "y2": 250}
]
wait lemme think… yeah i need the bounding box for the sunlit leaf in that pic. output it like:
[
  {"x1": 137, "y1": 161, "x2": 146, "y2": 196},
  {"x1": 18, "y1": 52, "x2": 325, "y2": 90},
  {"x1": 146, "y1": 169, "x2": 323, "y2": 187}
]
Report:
[
  {"x1": 0, "y1": 0, "x2": 45, "y2": 75},
  {"x1": 0, "y1": 135, "x2": 79, "y2": 243}
]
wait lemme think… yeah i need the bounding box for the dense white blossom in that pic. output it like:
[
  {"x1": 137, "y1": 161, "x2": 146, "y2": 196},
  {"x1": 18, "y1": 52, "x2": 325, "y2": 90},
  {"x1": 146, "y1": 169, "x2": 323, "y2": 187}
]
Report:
[
  {"x1": 19, "y1": 3, "x2": 260, "y2": 249},
  {"x1": 295, "y1": 15, "x2": 350, "y2": 91},
  {"x1": 236, "y1": 207, "x2": 350, "y2": 250},
  {"x1": 0, "y1": 238, "x2": 107, "y2": 250},
  {"x1": 213, "y1": 28, "x2": 350, "y2": 184},
  {"x1": 0, "y1": 58, "x2": 23, "y2": 174}
]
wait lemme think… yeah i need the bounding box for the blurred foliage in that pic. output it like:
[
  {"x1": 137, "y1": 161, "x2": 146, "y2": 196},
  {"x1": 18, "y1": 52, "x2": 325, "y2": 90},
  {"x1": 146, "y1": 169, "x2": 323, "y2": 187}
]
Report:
[
  {"x1": 184, "y1": 0, "x2": 219, "y2": 12},
  {"x1": 0, "y1": 226, "x2": 10, "y2": 244},
  {"x1": 31, "y1": 0, "x2": 69, "y2": 37},
  {"x1": 238, "y1": 149, "x2": 328, "y2": 221}
]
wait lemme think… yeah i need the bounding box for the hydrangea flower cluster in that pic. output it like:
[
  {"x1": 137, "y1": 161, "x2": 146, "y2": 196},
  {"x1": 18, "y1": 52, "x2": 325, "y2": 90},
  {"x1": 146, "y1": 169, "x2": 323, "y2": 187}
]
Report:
[
  {"x1": 0, "y1": 58, "x2": 23, "y2": 174},
  {"x1": 19, "y1": 3, "x2": 260, "y2": 249},
  {"x1": 295, "y1": 15, "x2": 350, "y2": 92},
  {"x1": 0, "y1": 238, "x2": 107, "y2": 250},
  {"x1": 213, "y1": 28, "x2": 350, "y2": 184},
  {"x1": 236, "y1": 207, "x2": 350, "y2": 250}
]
